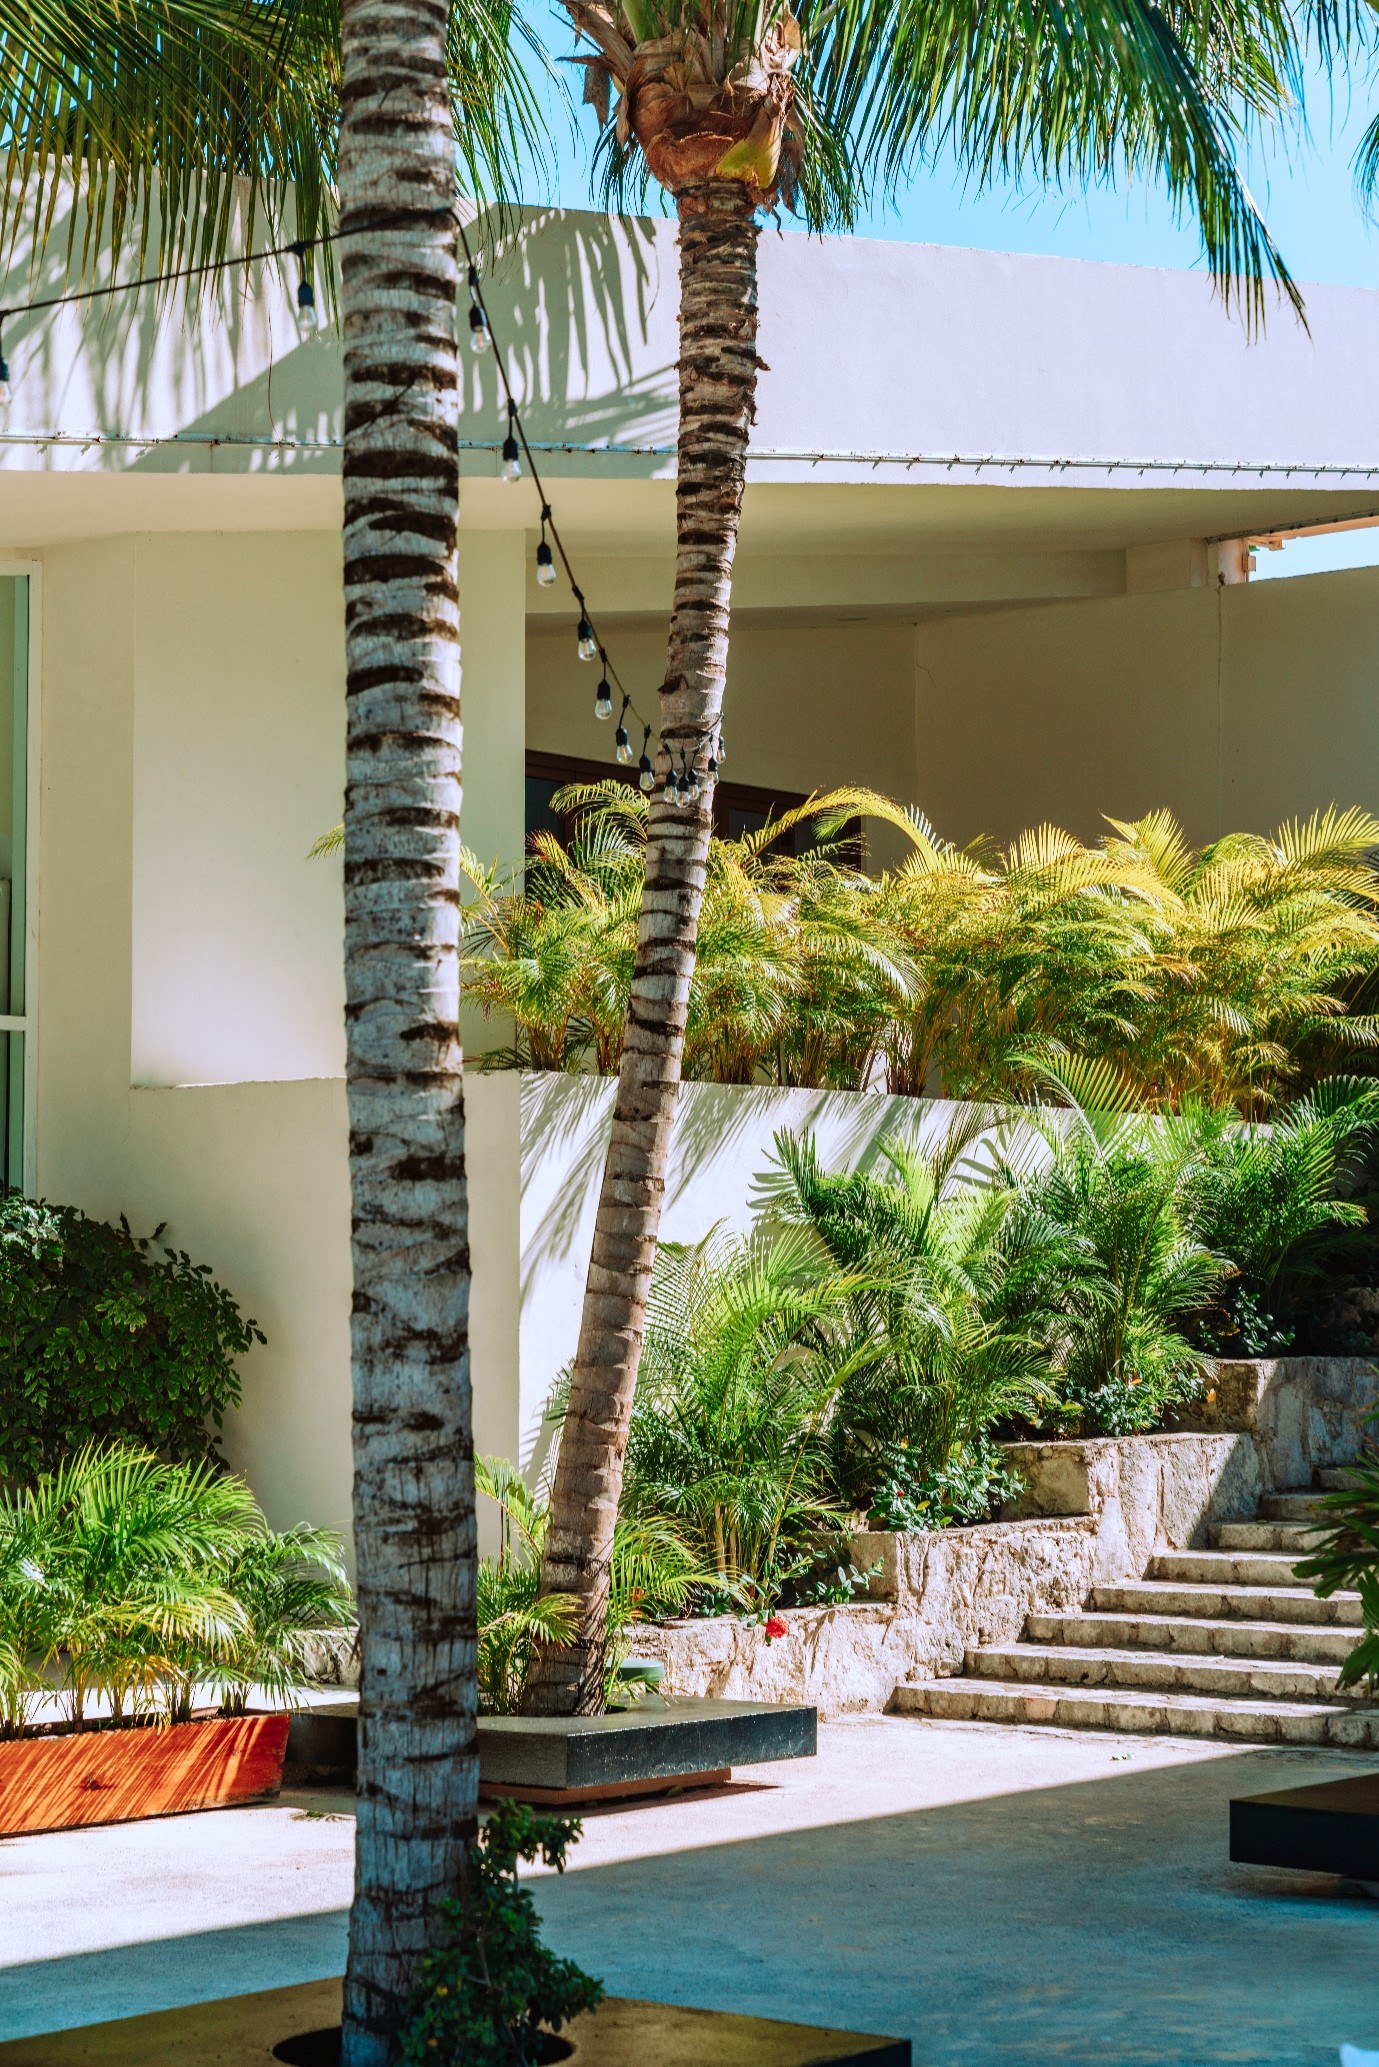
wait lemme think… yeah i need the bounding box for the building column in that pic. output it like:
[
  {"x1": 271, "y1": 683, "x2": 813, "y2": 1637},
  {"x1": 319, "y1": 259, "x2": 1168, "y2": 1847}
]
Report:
[{"x1": 458, "y1": 528, "x2": 526, "y2": 882}]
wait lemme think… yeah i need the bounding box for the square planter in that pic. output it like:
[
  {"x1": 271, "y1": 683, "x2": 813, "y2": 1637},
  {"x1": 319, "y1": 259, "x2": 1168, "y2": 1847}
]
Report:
[
  {"x1": 0, "y1": 1978, "x2": 912, "y2": 2066},
  {"x1": 0, "y1": 1715, "x2": 290, "y2": 1838}
]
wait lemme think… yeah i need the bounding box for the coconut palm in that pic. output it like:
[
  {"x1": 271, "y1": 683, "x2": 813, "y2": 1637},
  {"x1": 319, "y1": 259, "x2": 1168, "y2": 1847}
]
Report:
[
  {"x1": 0, "y1": 0, "x2": 542, "y2": 277},
  {"x1": 529, "y1": 0, "x2": 1318, "y2": 1712}
]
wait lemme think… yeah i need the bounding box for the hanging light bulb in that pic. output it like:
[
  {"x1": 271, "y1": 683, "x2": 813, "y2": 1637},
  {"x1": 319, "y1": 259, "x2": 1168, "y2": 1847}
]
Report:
[
  {"x1": 295, "y1": 271, "x2": 320, "y2": 343},
  {"x1": 662, "y1": 763, "x2": 679, "y2": 807},
  {"x1": 686, "y1": 760, "x2": 701, "y2": 804},
  {"x1": 706, "y1": 748, "x2": 718, "y2": 781},
  {"x1": 576, "y1": 615, "x2": 598, "y2": 663},
  {"x1": 676, "y1": 765, "x2": 693, "y2": 806},
  {"x1": 467, "y1": 267, "x2": 490, "y2": 354},
  {"x1": 716, "y1": 730, "x2": 726, "y2": 764},
  {"x1": 594, "y1": 677, "x2": 614, "y2": 721},
  {"x1": 500, "y1": 403, "x2": 521, "y2": 483},
  {"x1": 638, "y1": 732, "x2": 655, "y2": 792},
  {"x1": 535, "y1": 507, "x2": 556, "y2": 587},
  {"x1": 615, "y1": 698, "x2": 634, "y2": 764}
]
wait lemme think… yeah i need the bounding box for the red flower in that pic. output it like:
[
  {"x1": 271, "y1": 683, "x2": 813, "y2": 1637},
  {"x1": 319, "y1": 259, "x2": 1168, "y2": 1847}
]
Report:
[{"x1": 764, "y1": 1615, "x2": 788, "y2": 1641}]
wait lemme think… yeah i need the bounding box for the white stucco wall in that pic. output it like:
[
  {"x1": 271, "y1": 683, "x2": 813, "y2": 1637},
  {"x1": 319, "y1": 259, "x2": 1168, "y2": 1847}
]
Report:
[{"x1": 914, "y1": 562, "x2": 1379, "y2": 847}]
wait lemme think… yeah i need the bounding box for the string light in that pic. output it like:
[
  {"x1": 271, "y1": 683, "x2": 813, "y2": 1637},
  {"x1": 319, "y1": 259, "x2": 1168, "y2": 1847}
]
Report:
[
  {"x1": 535, "y1": 506, "x2": 556, "y2": 587},
  {"x1": 290, "y1": 243, "x2": 320, "y2": 343},
  {"x1": 453, "y1": 213, "x2": 722, "y2": 791},
  {"x1": 466, "y1": 265, "x2": 490, "y2": 354},
  {"x1": 594, "y1": 674, "x2": 614, "y2": 720},
  {"x1": 0, "y1": 208, "x2": 725, "y2": 805},
  {"x1": 500, "y1": 401, "x2": 521, "y2": 483}
]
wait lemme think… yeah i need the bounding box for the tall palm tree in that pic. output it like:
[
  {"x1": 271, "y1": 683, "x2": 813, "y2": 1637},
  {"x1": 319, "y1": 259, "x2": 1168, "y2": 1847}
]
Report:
[
  {"x1": 0, "y1": 3, "x2": 541, "y2": 2057},
  {"x1": 334, "y1": 0, "x2": 475, "y2": 2051},
  {"x1": 528, "y1": 0, "x2": 1319, "y2": 1712}
]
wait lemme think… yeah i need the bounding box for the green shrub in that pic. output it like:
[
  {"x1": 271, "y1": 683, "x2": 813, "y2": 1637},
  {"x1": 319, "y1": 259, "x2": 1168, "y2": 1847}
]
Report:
[
  {"x1": 0, "y1": 1443, "x2": 350, "y2": 1735},
  {"x1": 475, "y1": 1454, "x2": 700, "y2": 1712},
  {"x1": 0, "y1": 1197, "x2": 263, "y2": 1479},
  {"x1": 398, "y1": 1803, "x2": 602, "y2": 2067}
]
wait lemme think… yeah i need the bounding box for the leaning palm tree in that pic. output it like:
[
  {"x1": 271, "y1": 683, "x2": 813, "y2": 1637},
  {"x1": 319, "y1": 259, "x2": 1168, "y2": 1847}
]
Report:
[{"x1": 528, "y1": 0, "x2": 1318, "y2": 1712}]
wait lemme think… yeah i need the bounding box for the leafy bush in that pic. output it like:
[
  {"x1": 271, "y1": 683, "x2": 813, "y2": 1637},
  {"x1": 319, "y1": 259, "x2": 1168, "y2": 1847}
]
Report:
[
  {"x1": 463, "y1": 790, "x2": 1379, "y2": 1115},
  {"x1": 766, "y1": 1125, "x2": 1054, "y2": 1499},
  {"x1": 624, "y1": 1228, "x2": 869, "y2": 1610},
  {"x1": 398, "y1": 1803, "x2": 602, "y2": 2067},
  {"x1": 476, "y1": 1455, "x2": 700, "y2": 1711},
  {"x1": 0, "y1": 1444, "x2": 350, "y2": 1736},
  {"x1": 0, "y1": 1198, "x2": 263, "y2": 1480},
  {"x1": 866, "y1": 1432, "x2": 1027, "y2": 1531}
]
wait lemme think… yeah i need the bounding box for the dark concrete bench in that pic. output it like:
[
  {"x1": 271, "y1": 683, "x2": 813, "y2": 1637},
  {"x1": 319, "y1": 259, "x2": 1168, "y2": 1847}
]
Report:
[
  {"x1": 1230, "y1": 1772, "x2": 1379, "y2": 1879},
  {"x1": 288, "y1": 1696, "x2": 817, "y2": 1804}
]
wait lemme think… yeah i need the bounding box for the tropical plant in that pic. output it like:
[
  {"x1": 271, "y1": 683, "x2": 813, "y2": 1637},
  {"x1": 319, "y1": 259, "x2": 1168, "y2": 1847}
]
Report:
[
  {"x1": 623, "y1": 1226, "x2": 878, "y2": 1608},
  {"x1": 1178, "y1": 1078, "x2": 1379, "y2": 1348},
  {"x1": 532, "y1": 0, "x2": 1322, "y2": 1712},
  {"x1": 397, "y1": 1801, "x2": 603, "y2": 2067},
  {"x1": 1296, "y1": 1432, "x2": 1379, "y2": 1692},
  {"x1": 764, "y1": 1125, "x2": 1054, "y2": 1515},
  {"x1": 0, "y1": 1444, "x2": 351, "y2": 1733},
  {"x1": 0, "y1": 1195, "x2": 263, "y2": 1481},
  {"x1": 475, "y1": 1452, "x2": 700, "y2": 1711},
  {"x1": 467, "y1": 800, "x2": 1379, "y2": 1115}
]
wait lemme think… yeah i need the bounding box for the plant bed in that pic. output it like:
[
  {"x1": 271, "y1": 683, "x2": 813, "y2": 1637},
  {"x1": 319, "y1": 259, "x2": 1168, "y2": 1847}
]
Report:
[
  {"x1": 284, "y1": 1695, "x2": 817, "y2": 1804},
  {"x1": 0, "y1": 1714, "x2": 289, "y2": 1837},
  {"x1": 1230, "y1": 1772, "x2": 1379, "y2": 1880},
  {"x1": 0, "y1": 1978, "x2": 912, "y2": 2066}
]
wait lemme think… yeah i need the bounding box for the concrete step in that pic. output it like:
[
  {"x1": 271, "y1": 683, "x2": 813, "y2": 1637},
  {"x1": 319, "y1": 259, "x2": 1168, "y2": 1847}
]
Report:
[
  {"x1": 1317, "y1": 1466, "x2": 1358, "y2": 1492},
  {"x1": 1089, "y1": 1580, "x2": 1362, "y2": 1626},
  {"x1": 894, "y1": 1676, "x2": 1379, "y2": 1746},
  {"x1": 966, "y1": 1641, "x2": 1347, "y2": 1701},
  {"x1": 1149, "y1": 1548, "x2": 1305, "y2": 1587},
  {"x1": 1210, "y1": 1521, "x2": 1323, "y2": 1552},
  {"x1": 1261, "y1": 1492, "x2": 1330, "y2": 1521},
  {"x1": 1026, "y1": 1609, "x2": 1357, "y2": 1664}
]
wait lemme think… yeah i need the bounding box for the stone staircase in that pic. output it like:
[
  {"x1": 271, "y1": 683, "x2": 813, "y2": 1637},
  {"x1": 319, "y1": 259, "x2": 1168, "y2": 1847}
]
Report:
[{"x1": 895, "y1": 1471, "x2": 1379, "y2": 1746}]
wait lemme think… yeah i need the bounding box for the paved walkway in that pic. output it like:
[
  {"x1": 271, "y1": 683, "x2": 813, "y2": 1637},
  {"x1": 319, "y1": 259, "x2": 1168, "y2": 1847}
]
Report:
[{"x1": 1, "y1": 1719, "x2": 1375, "y2": 2064}]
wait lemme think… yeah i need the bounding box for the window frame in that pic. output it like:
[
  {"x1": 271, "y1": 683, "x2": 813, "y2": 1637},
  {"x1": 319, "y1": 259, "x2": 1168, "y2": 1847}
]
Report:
[{"x1": 524, "y1": 749, "x2": 814, "y2": 844}]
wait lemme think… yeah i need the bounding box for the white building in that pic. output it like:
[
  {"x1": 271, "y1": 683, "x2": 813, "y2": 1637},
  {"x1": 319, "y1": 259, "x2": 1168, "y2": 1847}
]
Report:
[{"x1": 9, "y1": 204, "x2": 1379, "y2": 1532}]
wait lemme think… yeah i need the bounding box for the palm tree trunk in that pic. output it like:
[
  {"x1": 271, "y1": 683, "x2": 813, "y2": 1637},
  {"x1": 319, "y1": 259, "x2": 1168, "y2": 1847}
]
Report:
[
  {"x1": 337, "y1": 0, "x2": 474, "y2": 2056},
  {"x1": 526, "y1": 181, "x2": 761, "y2": 1715}
]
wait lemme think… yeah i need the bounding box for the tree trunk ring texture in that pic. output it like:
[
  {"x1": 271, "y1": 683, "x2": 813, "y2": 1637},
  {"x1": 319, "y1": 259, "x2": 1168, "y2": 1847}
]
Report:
[{"x1": 526, "y1": 180, "x2": 762, "y2": 1716}]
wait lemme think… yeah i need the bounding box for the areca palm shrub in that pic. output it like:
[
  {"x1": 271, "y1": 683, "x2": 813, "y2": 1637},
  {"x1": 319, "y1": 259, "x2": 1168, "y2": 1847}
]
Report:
[
  {"x1": 533, "y1": 0, "x2": 1318, "y2": 1710},
  {"x1": 622, "y1": 1227, "x2": 872, "y2": 1608},
  {"x1": 764, "y1": 1125, "x2": 1055, "y2": 1522}
]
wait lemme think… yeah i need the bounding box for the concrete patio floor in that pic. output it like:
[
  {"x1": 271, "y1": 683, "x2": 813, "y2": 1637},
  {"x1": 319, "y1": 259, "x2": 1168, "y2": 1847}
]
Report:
[{"x1": 0, "y1": 1717, "x2": 1375, "y2": 2065}]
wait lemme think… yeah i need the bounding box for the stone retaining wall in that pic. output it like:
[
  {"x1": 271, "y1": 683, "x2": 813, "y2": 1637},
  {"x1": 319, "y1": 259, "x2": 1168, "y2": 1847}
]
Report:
[{"x1": 633, "y1": 1356, "x2": 1375, "y2": 1719}]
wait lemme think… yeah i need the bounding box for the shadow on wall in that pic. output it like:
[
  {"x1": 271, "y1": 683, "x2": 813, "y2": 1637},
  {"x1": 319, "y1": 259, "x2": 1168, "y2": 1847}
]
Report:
[{"x1": 0, "y1": 190, "x2": 674, "y2": 464}]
